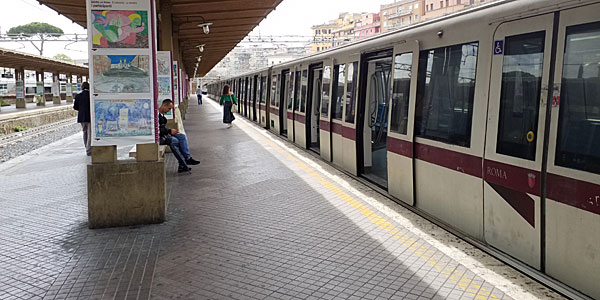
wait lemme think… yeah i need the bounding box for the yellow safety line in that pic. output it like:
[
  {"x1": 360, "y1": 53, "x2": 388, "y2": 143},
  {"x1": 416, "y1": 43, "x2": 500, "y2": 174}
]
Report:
[{"x1": 242, "y1": 120, "x2": 500, "y2": 299}]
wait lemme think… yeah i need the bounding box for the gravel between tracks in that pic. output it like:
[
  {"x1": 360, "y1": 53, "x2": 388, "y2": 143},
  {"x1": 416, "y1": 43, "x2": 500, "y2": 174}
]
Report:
[{"x1": 0, "y1": 120, "x2": 81, "y2": 163}]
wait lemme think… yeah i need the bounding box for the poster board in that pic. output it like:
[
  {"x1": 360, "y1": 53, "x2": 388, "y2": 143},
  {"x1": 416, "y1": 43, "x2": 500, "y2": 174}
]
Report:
[
  {"x1": 36, "y1": 82, "x2": 43, "y2": 96},
  {"x1": 87, "y1": 0, "x2": 157, "y2": 145},
  {"x1": 157, "y1": 51, "x2": 174, "y2": 119},
  {"x1": 16, "y1": 80, "x2": 24, "y2": 99},
  {"x1": 173, "y1": 61, "x2": 179, "y2": 105}
]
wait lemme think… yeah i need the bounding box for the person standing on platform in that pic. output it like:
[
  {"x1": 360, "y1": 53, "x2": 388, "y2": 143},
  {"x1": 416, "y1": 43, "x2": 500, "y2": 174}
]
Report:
[
  {"x1": 196, "y1": 87, "x2": 202, "y2": 105},
  {"x1": 158, "y1": 99, "x2": 200, "y2": 173},
  {"x1": 73, "y1": 82, "x2": 91, "y2": 156},
  {"x1": 219, "y1": 85, "x2": 237, "y2": 128}
]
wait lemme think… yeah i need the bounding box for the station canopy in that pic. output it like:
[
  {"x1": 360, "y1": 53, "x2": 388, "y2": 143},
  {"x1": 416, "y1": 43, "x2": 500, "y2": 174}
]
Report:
[
  {"x1": 37, "y1": 0, "x2": 284, "y2": 77},
  {"x1": 0, "y1": 47, "x2": 88, "y2": 75}
]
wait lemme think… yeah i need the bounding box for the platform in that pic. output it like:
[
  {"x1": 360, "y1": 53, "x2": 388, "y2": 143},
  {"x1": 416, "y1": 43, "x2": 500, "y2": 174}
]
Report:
[
  {"x1": 0, "y1": 100, "x2": 73, "y2": 120},
  {"x1": 0, "y1": 97, "x2": 565, "y2": 300}
]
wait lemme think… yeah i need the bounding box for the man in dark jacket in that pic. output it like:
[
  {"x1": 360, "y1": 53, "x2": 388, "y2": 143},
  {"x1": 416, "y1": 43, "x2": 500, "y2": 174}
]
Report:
[
  {"x1": 73, "y1": 82, "x2": 91, "y2": 156},
  {"x1": 158, "y1": 99, "x2": 200, "y2": 172}
]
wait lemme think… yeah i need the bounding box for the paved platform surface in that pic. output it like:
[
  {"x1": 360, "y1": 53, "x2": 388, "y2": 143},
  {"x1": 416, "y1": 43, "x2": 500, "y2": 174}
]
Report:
[{"x1": 0, "y1": 97, "x2": 565, "y2": 300}]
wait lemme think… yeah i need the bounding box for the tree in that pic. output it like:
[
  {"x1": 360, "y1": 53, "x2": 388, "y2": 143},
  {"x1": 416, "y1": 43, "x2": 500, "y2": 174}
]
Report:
[
  {"x1": 7, "y1": 22, "x2": 64, "y2": 56},
  {"x1": 53, "y1": 53, "x2": 73, "y2": 63}
]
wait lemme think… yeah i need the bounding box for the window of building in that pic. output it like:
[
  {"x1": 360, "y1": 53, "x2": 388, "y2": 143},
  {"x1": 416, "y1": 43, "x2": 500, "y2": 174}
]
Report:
[
  {"x1": 391, "y1": 52, "x2": 413, "y2": 134},
  {"x1": 317, "y1": 47, "x2": 320, "y2": 51},
  {"x1": 457, "y1": 0, "x2": 461, "y2": 4},
  {"x1": 555, "y1": 21, "x2": 600, "y2": 174},
  {"x1": 409, "y1": 16, "x2": 412, "y2": 23},
  {"x1": 415, "y1": 3, "x2": 419, "y2": 8},
  {"x1": 431, "y1": 3, "x2": 434, "y2": 10},
  {"x1": 440, "y1": 1, "x2": 443, "y2": 7},
  {"x1": 446, "y1": 0, "x2": 449, "y2": 7},
  {"x1": 345, "y1": 62, "x2": 359, "y2": 123},
  {"x1": 409, "y1": 5, "x2": 413, "y2": 10},
  {"x1": 415, "y1": 14, "x2": 419, "y2": 21},
  {"x1": 496, "y1": 31, "x2": 545, "y2": 160},
  {"x1": 332, "y1": 64, "x2": 345, "y2": 120},
  {"x1": 415, "y1": 41, "x2": 479, "y2": 147},
  {"x1": 321, "y1": 66, "x2": 331, "y2": 117}
]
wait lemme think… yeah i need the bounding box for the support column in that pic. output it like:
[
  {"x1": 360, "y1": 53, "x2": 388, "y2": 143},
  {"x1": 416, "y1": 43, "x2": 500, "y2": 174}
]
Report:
[
  {"x1": 36, "y1": 71, "x2": 46, "y2": 106},
  {"x1": 66, "y1": 74, "x2": 74, "y2": 103},
  {"x1": 15, "y1": 68, "x2": 26, "y2": 109},
  {"x1": 158, "y1": 0, "x2": 173, "y2": 51},
  {"x1": 52, "y1": 72, "x2": 61, "y2": 104}
]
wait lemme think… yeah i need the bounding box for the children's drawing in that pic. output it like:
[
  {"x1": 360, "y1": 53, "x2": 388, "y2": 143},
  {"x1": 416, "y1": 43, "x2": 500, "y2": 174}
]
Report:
[
  {"x1": 93, "y1": 55, "x2": 150, "y2": 93},
  {"x1": 92, "y1": 10, "x2": 148, "y2": 49}
]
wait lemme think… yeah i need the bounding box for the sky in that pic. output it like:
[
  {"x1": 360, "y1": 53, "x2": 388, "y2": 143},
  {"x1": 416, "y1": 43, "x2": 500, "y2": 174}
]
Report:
[{"x1": 0, "y1": 0, "x2": 390, "y2": 61}]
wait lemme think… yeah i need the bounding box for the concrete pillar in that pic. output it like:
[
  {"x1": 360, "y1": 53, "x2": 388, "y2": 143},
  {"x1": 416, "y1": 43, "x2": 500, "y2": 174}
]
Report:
[
  {"x1": 66, "y1": 74, "x2": 74, "y2": 103},
  {"x1": 15, "y1": 68, "x2": 26, "y2": 109},
  {"x1": 36, "y1": 71, "x2": 46, "y2": 106},
  {"x1": 52, "y1": 72, "x2": 61, "y2": 104}
]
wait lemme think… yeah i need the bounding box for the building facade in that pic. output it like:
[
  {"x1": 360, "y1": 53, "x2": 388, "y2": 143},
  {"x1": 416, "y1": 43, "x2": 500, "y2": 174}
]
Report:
[
  {"x1": 423, "y1": 0, "x2": 497, "y2": 20},
  {"x1": 354, "y1": 13, "x2": 381, "y2": 40},
  {"x1": 311, "y1": 22, "x2": 337, "y2": 53},
  {"x1": 380, "y1": 0, "x2": 425, "y2": 33},
  {"x1": 331, "y1": 13, "x2": 362, "y2": 47}
]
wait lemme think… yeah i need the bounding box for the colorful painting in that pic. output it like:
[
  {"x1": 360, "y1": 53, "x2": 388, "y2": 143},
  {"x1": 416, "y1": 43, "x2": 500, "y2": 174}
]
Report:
[
  {"x1": 158, "y1": 77, "x2": 171, "y2": 95},
  {"x1": 91, "y1": 10, "x2": 148, "y2": 49},
  {"x1": 95, "y1": 99, "x2": 152, "y2": 137},
  {"x1": 93, "y1": 55, "x2": 150, "y2": 93}
]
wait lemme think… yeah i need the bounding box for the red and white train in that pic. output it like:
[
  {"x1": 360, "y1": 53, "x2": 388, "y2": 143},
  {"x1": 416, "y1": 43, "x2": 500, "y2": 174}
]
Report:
[{"x1": 207, "y1": 0, "x2": 600, "y2": 298}]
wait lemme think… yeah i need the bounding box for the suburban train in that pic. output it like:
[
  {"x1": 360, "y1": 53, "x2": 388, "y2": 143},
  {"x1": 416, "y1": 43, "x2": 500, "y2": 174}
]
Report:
[{"x1": 207, "y1": 0, "x2": 600, "y2": 298}]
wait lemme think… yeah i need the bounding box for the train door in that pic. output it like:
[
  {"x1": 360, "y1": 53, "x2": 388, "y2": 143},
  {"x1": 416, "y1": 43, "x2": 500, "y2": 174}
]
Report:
[
  {"x1": 249, "y1": 76, "x2": 254, "y2": 121},
  {"x1": 306, "y1": 64, "x2": 323, "y2": 153},
  {"x1": 280, "y1": 70, "x2": 290, "y2": 137},
  {"x1": 286, "y1": 70, "x2": 296, "y2": 142},
  {"x1": 544, "y1": 5, "x2": 600, "y2": 299},
  {"x1": 295, "y1": 68, "x2": 308, "y2": 148},
  {"x1": 260, "y1": 74, "x2": 268, "y2": 128},
  {"x1": 237, "y1": 78, "x2": 242, "y2": 114},
  {"x1": 387, "y1": 41, "x2": 419, "y2": 205},
  {"x1": 359, "y1": 50, "x2": 393, "y2": 188},
  {"x1": 483, "y1": 14, "x2": 555, "y2": 270}
]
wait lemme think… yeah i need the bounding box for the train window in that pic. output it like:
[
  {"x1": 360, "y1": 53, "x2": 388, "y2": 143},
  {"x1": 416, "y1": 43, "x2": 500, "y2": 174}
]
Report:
[
  {"x1": 415, "y1": 41, "x2": 478, "y2": 147},
  {"x1": 321, "y1": 66, "x2": 331, "y2": 118},
  {"x1": 496, "y1": 31, "x2": 545, "y2": 160},
  {"x1": 390, "y1": 52, "x2": 412, "y2": 134},
  {"x1": 275, "y1": 74, "x2": 281, "y2": 107},
  {"x1": 261, "y1": 76, "x2": 266, "y2": 103},
  {"x1": 345, "y1": 62, "x2": 358, "y2": 124},
  {"x1": 301, "y1": 70, "x2": 308, "y2": 113},
  {"x1": 294, "y1": 71, "x2": 301, "y2": 111},
  {"x1": 332, "y1": 64, "x2": 345, "y2": 120},
  {"x1": 271, "y1": 75, "x2": 277, "y2": 106},
  {"x1": 288, "y1": 72, "x2": 294, "y2": 110},
  {"x1": 555, "y1": 21, "x2": 600, "y2": 174}
]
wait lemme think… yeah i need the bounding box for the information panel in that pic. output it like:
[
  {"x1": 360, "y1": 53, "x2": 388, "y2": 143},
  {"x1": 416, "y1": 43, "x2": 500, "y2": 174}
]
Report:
[{"x1": 87, "y1": 0, "x2": 157, "y2": 145}]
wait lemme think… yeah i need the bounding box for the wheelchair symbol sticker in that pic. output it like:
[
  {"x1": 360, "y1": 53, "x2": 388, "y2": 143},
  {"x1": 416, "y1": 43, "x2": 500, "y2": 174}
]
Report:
[{"x1": 494, "y1": 40, "x2": 504, "y2": 55}]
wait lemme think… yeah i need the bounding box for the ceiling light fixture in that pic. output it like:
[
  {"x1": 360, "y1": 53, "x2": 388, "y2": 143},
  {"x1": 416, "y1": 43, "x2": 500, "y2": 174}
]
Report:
[
  {"x1": 197, "y1": 22, "x2": 213, "y2": 34},
  {"x1": 196, "y1": 44, "x2": 205, "y2": 52}
]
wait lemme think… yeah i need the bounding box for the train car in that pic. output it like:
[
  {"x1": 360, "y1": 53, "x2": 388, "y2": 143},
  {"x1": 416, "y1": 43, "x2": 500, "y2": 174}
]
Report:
[{"x1": 207, "y1": 1, "x2": 600, "y2": 298}]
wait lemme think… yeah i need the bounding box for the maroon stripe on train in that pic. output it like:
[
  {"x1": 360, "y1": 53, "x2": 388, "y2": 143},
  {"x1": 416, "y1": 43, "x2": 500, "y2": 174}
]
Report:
[
  {"x1": 270, "y1": 107, "x2": 279, "y2": 115},
  {"x1": 387, "y1": 137, "x2": 413, "y2": 158},
  {"x1": 295, "y1": 113, "x2": 306, "y2": 124},
  {"x1": 414, "y1": 143, "x2": 482, "y2": 178},
  {"x1": 488, "y1": 182, "x2": 536, "y2": 227},
  {"x1": 342, "y1": 127, "x2": 356, "y2": 141},
  {"x1": 320, "y1": 120, "x2": 331, "y2": 132},
  {"x1": 483, "y1": 160, "x2": 541, "y2": 197},
  {"x1": 546, "y1": 173, "x2": 600, "y2": 216},
  {"x1": 331, "y1": 122, "x2": 343, "y2": 135},
  {"x1": 287, "y1": 111, "x2": 293, "y2": 120}
]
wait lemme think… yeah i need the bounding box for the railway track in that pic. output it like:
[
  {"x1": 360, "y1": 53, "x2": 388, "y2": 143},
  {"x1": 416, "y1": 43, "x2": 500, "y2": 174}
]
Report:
[{"x1": 0, "y1": 117, "x2": 77, "y2": 148}]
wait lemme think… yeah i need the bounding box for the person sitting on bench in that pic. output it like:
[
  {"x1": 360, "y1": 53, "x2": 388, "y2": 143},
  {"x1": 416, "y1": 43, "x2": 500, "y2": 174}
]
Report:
[{"x1": 158, "y1": 99, "x2": 200, "y2": 172}]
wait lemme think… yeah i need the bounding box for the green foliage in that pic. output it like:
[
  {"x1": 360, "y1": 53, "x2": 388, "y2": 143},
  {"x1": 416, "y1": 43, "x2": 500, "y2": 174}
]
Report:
[
  {"x1": 0, "y1": 100, "x2": 10, "y2": 107},
  {"x1": 7, "y1": 22, "x2": 64, "y2": 38},
  {"x1": 53, "y1": 53, "x2": 73, "y2": 63},
  {"x1": 14, "y1": 125, "x2": 28, "y2": 132}
]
